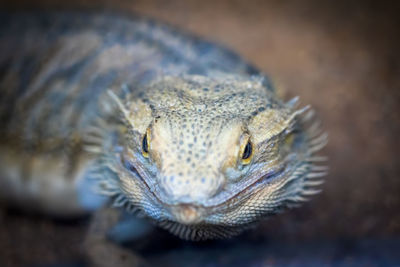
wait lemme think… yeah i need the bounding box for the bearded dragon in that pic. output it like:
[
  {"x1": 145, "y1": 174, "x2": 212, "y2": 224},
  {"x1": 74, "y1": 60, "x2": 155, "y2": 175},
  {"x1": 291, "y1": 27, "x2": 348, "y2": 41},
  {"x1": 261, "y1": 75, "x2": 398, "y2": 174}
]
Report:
[{"x1": 0, "y1": 11, "x2": 327, "y2": 242}]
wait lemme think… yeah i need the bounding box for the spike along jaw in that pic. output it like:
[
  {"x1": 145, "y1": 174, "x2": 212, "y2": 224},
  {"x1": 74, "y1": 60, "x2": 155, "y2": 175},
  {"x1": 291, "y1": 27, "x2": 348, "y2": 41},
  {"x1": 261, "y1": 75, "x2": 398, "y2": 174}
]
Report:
[
  {"x1": 242, "y1": 101, "x2": 328, "y2": 216},
  {"x1": 99, "y1": 79, "x2": 327, "y2": 240}
]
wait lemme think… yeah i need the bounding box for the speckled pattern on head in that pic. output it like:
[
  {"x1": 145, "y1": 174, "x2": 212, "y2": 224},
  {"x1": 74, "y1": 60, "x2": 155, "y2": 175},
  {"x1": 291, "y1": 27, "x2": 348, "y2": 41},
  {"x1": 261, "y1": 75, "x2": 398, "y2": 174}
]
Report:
[
  {"x1": 0, "y1": 12, "x2": 327, "y2": 240},
  {"x1": 141, "y1": 75, "x2": 277, "y2": 204},
  {"x1": 104, "y1": 73, "x2": 327, "y2": 239}
]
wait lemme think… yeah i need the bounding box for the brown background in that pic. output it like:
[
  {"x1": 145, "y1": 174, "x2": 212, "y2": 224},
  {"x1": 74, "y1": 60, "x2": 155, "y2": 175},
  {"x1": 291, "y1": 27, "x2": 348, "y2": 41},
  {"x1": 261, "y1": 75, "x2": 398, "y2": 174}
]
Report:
[{"x1": 1, "y1": 0, "x2": 399, "y2": 266}]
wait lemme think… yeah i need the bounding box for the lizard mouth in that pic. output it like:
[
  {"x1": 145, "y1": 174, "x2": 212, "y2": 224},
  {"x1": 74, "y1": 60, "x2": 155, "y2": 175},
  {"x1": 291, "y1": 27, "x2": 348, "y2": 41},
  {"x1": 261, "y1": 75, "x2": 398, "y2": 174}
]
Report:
[{"x1": 122, "y1": 152, "x2": 287, "y2": 214}]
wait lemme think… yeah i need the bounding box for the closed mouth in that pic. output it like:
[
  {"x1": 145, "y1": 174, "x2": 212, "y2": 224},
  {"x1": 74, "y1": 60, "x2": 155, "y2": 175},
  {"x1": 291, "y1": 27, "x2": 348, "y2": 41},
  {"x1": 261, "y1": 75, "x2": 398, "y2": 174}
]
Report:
[{"x1": 122, "y1": 152, "x2": 286, "y2": 215}]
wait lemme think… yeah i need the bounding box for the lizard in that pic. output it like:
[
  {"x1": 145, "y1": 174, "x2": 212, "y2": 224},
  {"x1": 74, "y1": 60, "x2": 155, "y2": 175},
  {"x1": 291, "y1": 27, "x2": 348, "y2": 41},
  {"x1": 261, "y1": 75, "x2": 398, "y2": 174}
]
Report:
[{"x1": 0, "y1": 11, "x2": 327, "y2": 242}]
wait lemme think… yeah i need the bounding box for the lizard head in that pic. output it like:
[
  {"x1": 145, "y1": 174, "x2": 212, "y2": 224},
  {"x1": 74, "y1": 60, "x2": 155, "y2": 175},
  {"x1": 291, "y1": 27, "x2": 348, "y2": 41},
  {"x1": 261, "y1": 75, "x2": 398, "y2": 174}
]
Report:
[{"x1": 90, "y1": 75, "x2": 327, "y2": 240}]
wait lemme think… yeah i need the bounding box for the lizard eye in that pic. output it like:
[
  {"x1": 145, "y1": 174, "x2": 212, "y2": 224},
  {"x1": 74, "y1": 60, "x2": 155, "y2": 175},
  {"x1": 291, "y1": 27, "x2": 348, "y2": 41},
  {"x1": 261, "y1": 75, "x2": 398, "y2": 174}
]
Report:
[
  {"x1": 241, "y1": 138, "x2": 253, "y2": 165},
  {"x1": 142, "y1": 129, "x2": 150, "y2": 158}
]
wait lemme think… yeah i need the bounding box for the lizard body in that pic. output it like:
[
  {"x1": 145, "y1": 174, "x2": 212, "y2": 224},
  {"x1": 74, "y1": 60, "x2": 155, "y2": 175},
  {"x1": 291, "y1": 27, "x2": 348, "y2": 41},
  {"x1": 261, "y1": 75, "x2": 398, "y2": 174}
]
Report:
[{"x1": 0, "y1": 12, "x2": 327, "y2": 240}]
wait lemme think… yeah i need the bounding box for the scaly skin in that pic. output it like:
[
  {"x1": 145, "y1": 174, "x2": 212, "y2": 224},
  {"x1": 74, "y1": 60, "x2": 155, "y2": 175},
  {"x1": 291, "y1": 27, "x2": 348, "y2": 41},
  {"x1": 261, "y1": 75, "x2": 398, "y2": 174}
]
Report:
[{"x1": 0, "y1": 12, "x2": 327, "y2": 240}]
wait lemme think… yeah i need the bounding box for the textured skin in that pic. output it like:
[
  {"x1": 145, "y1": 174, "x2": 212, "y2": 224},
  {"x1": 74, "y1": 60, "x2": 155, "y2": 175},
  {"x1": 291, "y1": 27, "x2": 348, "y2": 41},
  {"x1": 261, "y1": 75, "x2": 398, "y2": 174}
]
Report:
[{"x1": 0, "y1": 12, "x2": 327, "y2": 240}]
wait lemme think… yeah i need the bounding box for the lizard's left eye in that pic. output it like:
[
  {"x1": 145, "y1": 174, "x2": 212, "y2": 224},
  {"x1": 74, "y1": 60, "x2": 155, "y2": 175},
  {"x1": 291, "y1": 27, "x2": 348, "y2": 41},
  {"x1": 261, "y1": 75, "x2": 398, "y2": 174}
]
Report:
[{"x1": 240, "y1": 138, "x2": 253, "y2": 165}]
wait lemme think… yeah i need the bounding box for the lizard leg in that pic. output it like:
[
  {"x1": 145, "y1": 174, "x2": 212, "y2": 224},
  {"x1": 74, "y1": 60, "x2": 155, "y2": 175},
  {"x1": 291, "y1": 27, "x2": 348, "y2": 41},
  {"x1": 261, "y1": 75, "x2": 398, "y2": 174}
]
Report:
[
  {"x1": 84, "y1": 206, "x2": 147, "y2": 267},
  {"x1": 106, "y1": 212, "x2": 154, "y2": 244}
]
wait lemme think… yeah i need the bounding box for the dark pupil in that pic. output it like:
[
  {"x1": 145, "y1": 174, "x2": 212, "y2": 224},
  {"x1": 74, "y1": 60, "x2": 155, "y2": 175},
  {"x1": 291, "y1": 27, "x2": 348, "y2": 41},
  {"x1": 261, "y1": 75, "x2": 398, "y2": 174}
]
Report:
[
  {"x1": 242, "y1": 142, "x2": 252, "y2": 159},
  {"x1": 142, "y1": 134, "x2": 149, "y2": 153}
]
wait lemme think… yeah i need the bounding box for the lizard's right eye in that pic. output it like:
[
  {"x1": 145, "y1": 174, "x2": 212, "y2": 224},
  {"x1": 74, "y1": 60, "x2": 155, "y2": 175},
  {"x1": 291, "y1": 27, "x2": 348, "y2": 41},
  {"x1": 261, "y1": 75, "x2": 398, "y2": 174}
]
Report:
[{"x1": 142, "y1": 129, "x2": 150, "y2": 158}]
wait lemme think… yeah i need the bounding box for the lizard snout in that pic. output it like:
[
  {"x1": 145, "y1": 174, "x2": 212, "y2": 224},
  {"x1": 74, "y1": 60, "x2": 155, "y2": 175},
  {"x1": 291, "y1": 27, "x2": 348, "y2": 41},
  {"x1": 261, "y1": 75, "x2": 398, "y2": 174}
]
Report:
[
  {"x1": 158, "y1": 171, "x2": 225, "y2": 205},
  {"x1": 170, "y1": 204, "x2": 203, "y2": 225}
]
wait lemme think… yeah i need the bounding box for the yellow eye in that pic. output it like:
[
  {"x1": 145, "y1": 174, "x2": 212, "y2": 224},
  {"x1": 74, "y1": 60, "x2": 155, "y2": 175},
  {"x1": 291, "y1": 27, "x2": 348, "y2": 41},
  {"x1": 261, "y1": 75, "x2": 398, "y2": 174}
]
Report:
[
  {"x1": 240, "y1": 138, "x2": 253, "y2": 165},
  {"x1": 142, "y1": 128, "x2": 150, "y2": 158}
]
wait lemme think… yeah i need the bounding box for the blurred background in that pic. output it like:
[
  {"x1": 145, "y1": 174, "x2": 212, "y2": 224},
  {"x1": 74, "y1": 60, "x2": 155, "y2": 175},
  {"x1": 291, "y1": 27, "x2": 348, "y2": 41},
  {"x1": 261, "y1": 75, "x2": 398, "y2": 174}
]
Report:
[{"x1": 0, "y1": 0, "x2": 399, "y2": 266}]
